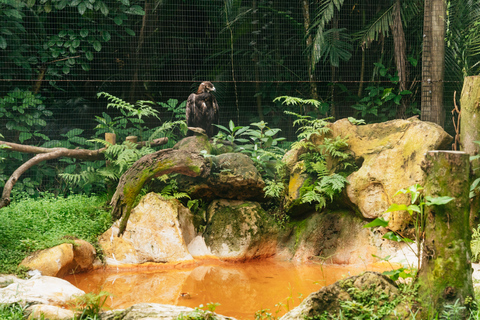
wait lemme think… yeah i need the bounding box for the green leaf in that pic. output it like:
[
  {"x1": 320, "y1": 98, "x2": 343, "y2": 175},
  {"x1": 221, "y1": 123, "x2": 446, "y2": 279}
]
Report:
[
  {"x1": 78, "y1": 2, "x2": 87, "y2": 15},
  {"x1": 114, "y1": 15, "x2": 123, "y2": 25},
  {"x1": 124, "y1": 28, "x2": 135, "y2": 36},
  {"x1": 406, "y1": 204, "x2": 421, "y2": 213},
  {"x1": 85, "y1": 51, "x2": 94, "y2": 61},
  {"x1": 382, "y1": 231, "x2": 403, "y2": 242},
  {"x1": 120, "y1": 0, "x2": 130, "y2": 5},
  {"x1": 62, "y1": 65, "x2": 70, "y2": 74},
  {"x1": 385, "y1": 203, "x2": 408, "y2": 213},
  {"x1": 63, "y1": 128, "x2": 84, "y2": 138},
  {"x1": 363, "y1": 217, "x2": 389, "y2": 228},
  {"x1": 101, "y1": 31, "x2": 111, "y2": 42},
  {"x1": 0, "y1": 36, "x2": 6, "y2": 50},
  {"x1": 81, "y1": 63, "x2": 91, "y2": 71},
  {"x1": 425, "y1": 196, "x2": 455, "y2": 206},
  {"x1": 80, "y1": 29, "x2": 89, "y2": 37},
  {"x1": 92, "y1": 41, "x2": 102, "y2": 52},
  {"x1": 393, "y1": 95, "x2": 402, "y2": 105},
  {"x1": 125, "y1": 5, "x2": 145, "y2": 15}
]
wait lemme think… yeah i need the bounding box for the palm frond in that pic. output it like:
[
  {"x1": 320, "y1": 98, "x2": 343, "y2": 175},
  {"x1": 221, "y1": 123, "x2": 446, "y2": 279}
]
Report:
[
  {"x1": 353, "y1": 5, "x2": 394, "y2": 47},
  {"x1": 309, "y1": 0, "x2": 345, "y2": 69}
]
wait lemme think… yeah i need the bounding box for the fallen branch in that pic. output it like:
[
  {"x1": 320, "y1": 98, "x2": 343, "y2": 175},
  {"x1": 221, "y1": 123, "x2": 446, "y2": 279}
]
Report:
[
  {"x1": 0, "y1": 137, "x2": 168, "y2": 209},
  {"x1": 110, "y1": 149, "x2": 211, "y2": 235}
]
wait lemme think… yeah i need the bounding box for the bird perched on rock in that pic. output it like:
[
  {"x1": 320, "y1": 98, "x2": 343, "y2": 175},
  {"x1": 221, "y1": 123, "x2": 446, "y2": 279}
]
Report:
[{"x1": 186, "y1": 81, "x2": 219, "y2": 138}]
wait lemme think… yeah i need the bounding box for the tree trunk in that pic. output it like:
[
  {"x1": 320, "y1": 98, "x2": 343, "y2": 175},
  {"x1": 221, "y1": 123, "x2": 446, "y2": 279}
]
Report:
[
  {"x1": 110, "y1": 149, "x2": 211, "y2": 235},
  {"x1": 460, "y1": 75, "x2": 480, "y2": 228},
  {"x1": 421, "y1": 0, "x2": 447, "y2": 127},
  {"x1": 392, "y1": 0, "x2": 408, "y2": 118},
  {"x1": 302, "y1": 0, "x2": 318, "y2": 101},
  {"x1": 417, "y1": 150, "x2": 473, "y2": 317}
]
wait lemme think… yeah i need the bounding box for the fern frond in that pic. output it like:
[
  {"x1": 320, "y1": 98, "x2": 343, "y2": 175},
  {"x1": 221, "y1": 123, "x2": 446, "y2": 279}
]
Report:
[
  {"x1": 263, "y1": 179, "x2": 285, "y2": 198},
  {"x1": 320, "y1": 136, "x2": 350, "y2": 159}
]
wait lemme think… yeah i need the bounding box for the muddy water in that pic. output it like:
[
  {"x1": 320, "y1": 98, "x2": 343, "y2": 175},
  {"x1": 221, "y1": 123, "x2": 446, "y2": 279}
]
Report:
[{"x1": 64, "y1": 260, "x2": 391, "y2": 319}]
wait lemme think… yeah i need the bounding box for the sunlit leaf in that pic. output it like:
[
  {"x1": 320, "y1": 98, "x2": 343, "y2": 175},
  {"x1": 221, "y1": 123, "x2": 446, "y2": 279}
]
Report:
[{"x1": 363, "y1": 217, "x2": 389, "y2": 228}]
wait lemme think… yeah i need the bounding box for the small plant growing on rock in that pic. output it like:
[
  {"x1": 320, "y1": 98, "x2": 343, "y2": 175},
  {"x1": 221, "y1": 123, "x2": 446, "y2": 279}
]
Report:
[
  {"x1": 69, "y1": 291, "x2": 111, "y2": 319},
  {"x1": 177, "y1": 303, "x2": 220, "y2": 320},
  {"x1": 284, "y1": 110, "x2": 352, "y2": 211},
  {"x1": 364, "y1": 184, "x2": 454, "y2": 277}
]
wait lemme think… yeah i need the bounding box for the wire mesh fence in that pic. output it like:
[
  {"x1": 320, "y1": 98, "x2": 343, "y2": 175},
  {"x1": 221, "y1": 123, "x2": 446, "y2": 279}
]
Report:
[{"x1": 0, "y1": 0, "x2": 474, "y2": 194}]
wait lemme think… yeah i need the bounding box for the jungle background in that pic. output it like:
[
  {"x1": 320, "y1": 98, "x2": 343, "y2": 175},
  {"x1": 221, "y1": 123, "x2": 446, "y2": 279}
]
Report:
[{"x1": 1, "y1": 0, "x2": 480, "y2": 196}]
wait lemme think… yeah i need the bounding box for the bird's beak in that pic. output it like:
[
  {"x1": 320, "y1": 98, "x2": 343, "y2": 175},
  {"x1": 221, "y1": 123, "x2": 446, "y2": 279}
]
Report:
[{"x1": 211, "y1": 86, "x2": 216, "y2": 92}]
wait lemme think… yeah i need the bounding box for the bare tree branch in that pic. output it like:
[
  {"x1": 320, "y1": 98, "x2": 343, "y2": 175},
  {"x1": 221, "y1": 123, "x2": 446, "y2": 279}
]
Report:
[{"x1": 0, "y1": 137, "x2": 168, "y2": 209}]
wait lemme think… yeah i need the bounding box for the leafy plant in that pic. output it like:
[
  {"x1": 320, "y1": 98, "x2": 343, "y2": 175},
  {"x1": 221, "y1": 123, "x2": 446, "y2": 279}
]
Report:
[
  {"x1": 158, "y1": 99, "x2": 187, "y2": 121},
  {"x1": 177, "y1": 303, "x2": 220, "y2": 320},
  {"x1": 286, "y1": 111, "x2": 352, "y2": 211},
  {"x1": 364, "y1": 184, "x2": 454, "y2": 274},
  {"x1": 95, "y1": 92, "x2": 160, "y2": 140},
  {"x1": 0, "y1": 89, "x2": 56, "y2": 195},
  {"x1": 214, "y1": 120, "x2": 286, "y2": 179},
  {"x1": 350, "y1": 63, "x2": 417, "y2": 122},
  {"x1": 60, "y1": 93, "x2": 187, "y2": 194},
  {"x1": 69, "y1": 291, "x2": 111, "y2": 320}
]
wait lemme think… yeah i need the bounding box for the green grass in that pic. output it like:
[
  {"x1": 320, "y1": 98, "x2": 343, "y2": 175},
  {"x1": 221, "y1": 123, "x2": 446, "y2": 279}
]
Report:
[
  {"x1": 0, "y1": 303, "x2": 25, "y2": 320},
  {"x1": 0, "y1": 193, "x2": 112, "y2": 275}
]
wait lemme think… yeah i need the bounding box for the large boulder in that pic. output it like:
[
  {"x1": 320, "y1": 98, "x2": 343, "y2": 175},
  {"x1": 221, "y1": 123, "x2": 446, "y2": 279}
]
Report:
[
  {"x1": 0, "y1": 275, "x2": 84, "y2": 305},
  {"x1": 203, "y1": 200, "x2": 279, "y2": 260},
  {"x1": 19, "y1": 239, "x2": 96, "y2": 277},
  {"x1": 98, "y1": 193, "x2": 196, "y2": 267},
  {"x1": 285, "y1": 117, "x2": 452, "y2": 232},
  {"x1": 101, "y1": 303, "x2": 236, "y2": 320},
  {"x1": 280, "y1": 272, "x2": 400, "y2": 320},
  {"x1": 277, "y1": 211, "x2": 377, "y2": 264}
]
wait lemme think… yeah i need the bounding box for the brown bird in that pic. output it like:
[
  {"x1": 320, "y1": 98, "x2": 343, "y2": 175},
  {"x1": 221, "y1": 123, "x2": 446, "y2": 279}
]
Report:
[{"x1": 186, "y1": 81, "x2": 219, "y2": 138}]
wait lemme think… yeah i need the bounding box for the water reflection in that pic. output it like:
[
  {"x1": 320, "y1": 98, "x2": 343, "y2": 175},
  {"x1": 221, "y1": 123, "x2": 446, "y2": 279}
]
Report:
[{"x1": 64, "y1": 260, "x2": 387, "y2": 319}]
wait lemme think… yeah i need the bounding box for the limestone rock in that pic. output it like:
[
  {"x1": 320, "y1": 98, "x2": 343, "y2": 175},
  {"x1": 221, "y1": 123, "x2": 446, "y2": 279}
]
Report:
[
  {"x1": 277, "y1": 211, "x2": 379, "y2": 264},
  {"x1": 0, "y1": 275, "x2": 84, "y2": 305},
  {"x1": 284, "y1": 117, "x2": 452, "y2": 232},
  {"x1": 203, "y1": 200, "x2": 279, "y2": 260},
  {"x1": 19, "y1": 240, "x2": 95, "y2": 277},
  {"x1": 27, "y1": 305, "x2": 75, "y2": 320},
  {"x1": 280, "y1": 272, "x2": 398, "y2": 320},
  {"x1": 71, "y1": 239, "x2": 96, "y2": 274},
  {"x1": 98, "y1": 193, "x2": 195, "y2": 266},
  {"x1": 101, "y1": 303, "x2": 236, "y2": 320}
]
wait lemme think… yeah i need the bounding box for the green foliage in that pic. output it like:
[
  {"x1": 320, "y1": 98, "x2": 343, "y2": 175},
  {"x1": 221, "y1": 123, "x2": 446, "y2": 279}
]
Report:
[
  {"x1": 157, "y1": 174, "x2": 190, "y2": 201},
  {"x1": 158, "y1": 99, "x2": 187, "y2": 121},
  {"x1": 0, "y1": 302, "x2": 26, "y2": 320},
  {"x1": 350, "y1": 63, "x2": 418, "y2": 122},
  {"x1": 285, "y1": 110, "x2": 352, "y2": 211},
  {"x1": 60, "y1": 93, "x2": 187, "y2": 193},
  {"x1": 69, "y1": 291, "x2": 111, "y2": 320},
  {"x1": 95, "y1": 92, "x2": 160, "y2": 140},
  {"x1": 214, "y1": 120, "x2": 286, "y2": 179},
  {"x1": 364, "y1": 184, "x2": 454, "y2": 276},
  {"x1": 0, "y1": 193, "x2": 111, "y2": 275},
  {"x1": 0, "y1": 0, "x2": 144, "y2": 89},
  {"x1": 0, "y1": 89, "x2": 56, "y2": 196}
]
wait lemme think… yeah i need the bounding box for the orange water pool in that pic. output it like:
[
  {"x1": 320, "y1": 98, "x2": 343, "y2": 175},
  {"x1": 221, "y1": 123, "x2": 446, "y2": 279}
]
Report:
[{"x1": 63, "y1": 259, "x2": 392, "y2": 319}]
